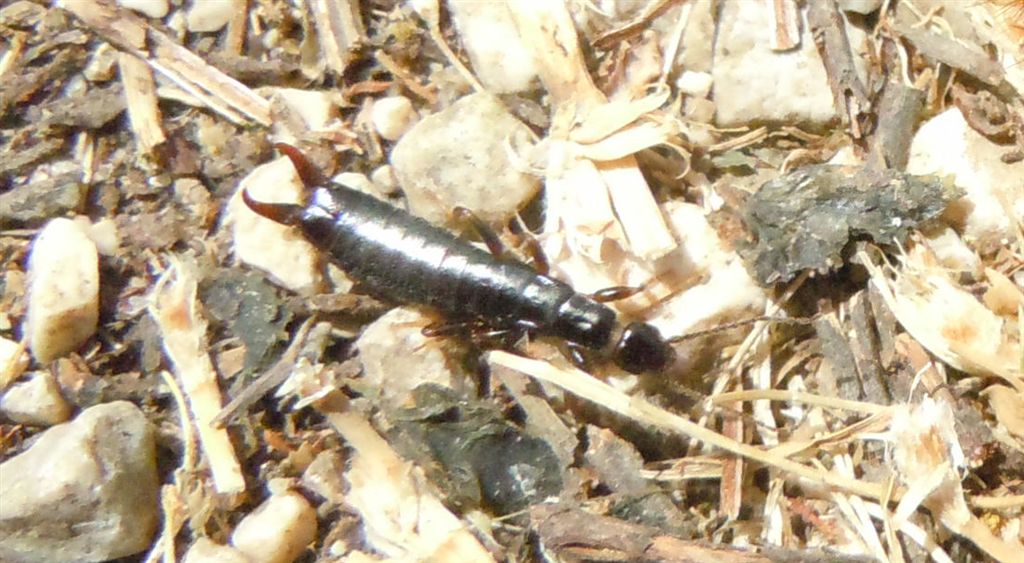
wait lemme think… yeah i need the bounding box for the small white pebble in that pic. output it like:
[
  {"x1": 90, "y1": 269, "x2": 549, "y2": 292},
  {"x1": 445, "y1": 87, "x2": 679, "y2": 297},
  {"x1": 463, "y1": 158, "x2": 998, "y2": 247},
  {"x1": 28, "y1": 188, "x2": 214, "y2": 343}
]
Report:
[
  {"x1": 266, "y1": 88, "x2": 341, "y2": 131},
  {"x1": 676, "y1": 71, "x2": 713, "y2": 98},
  {"x1": 332, "y1": 172, "x2": 394, "y2": 202},
  {"x1": 370, "y1": 165, "x2": 399, "y2": 195},
  {"x1": 907, "y1": 108, "x2": 1024, "y2": 250},
  {"x1": 24, "y1": 218, "x2": 100, "y2": 363},
  {"x1": 83, "y1": 44, "x2": 119, "y2": 82},
  {"x1": 838, "y1": 0, "x2": 883, "y2": 14},
  {"x1": 186, "y1": 0, "x2": 234, "y2": 33},
  {"x1": 183, "y1": 537, "x2": 252, "y2": 563},
  {"x1": 332, "y1": 172, "x2": 377, "y2": 196},
  {"x1": 86, "y1": 218, "x2": 120, "y2": 255},
  {"x1": 371, "y1": 96, "x2": 419, "y2": 141},
  {"x1": 0, "y1": 371, "x2": 71, "y2": 426},
  {"x1": 116, "y1": 0, "x2": 169, "y2": 19},
  {"x1": 231, "y1": 491, "x2": 317, "y2": 563},
  {"x1": 356, "y1": 308, "x2": 473, "y2": 410},
  {"x1": 390, "y1": 92, "x2": 539, "y2": 224}
]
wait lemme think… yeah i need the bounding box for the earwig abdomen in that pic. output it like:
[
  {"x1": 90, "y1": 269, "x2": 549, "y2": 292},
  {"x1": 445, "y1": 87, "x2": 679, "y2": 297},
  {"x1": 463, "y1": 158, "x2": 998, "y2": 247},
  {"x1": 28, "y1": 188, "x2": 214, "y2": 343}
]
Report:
[{"x1": 291, "y1": 187, "x2": 617, "y2": 350}]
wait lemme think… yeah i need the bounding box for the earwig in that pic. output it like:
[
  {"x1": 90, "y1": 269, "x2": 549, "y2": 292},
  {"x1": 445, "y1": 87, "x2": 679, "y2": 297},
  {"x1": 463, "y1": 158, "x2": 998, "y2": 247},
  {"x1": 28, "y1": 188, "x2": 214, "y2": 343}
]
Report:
[{"x1": 243, "y1": 144, "x2": 675, "y2": 374}]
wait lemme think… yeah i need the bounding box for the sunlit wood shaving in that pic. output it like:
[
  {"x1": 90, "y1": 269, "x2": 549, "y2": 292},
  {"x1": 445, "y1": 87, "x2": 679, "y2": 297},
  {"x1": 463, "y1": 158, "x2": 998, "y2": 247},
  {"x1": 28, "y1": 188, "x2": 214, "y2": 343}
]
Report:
[
  {"x1": 830, "y1": 455, "x2": 887, "y2": 560},
  {"x1": 569, "y1": 87, "x2": 671, "y2": 144},
  {"x1": 0, "y1": 338, "x2": 29, "y2": 391},
  {"x1": 862, "y1": 249, "x2": 1022, "y2": 387},
  {"x1": 506, "y1": 0, "x2": 676, "y2": 262},
  {"x1": 148, "y1": 257, "x2": 245, "y2": 497},
  {"x1": 981, "y1": 385, "x2": 1024, "y2": 439},
  {"x1": 862, "y1": 502, "x2": 953, "y2": 563},
  {"x1": 118, "y1": 52, "x2": 166, "y2": 153},
  {"x1": 58, "y1": 0, "x2": 271, "y2": 125},
  {"x1": 142, "y1": 371, "x2": 193, "y2": 563},
  {"x1": 572, "y1": 121, "x2": 678, "y2": 162},
  {"x1": 984, "y1": 267, "x2": 1024, "y2": 315},
  {"x1": 887, "y1": 397, "x2": 1024, "y2": 562}
]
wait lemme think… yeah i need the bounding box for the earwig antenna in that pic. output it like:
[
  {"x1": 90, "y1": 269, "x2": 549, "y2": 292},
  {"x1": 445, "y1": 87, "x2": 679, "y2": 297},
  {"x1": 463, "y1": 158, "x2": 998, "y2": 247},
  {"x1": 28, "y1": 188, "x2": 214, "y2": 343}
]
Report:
[{"x1": 666, "y1": 314, "x2": 820, "y2": 343}]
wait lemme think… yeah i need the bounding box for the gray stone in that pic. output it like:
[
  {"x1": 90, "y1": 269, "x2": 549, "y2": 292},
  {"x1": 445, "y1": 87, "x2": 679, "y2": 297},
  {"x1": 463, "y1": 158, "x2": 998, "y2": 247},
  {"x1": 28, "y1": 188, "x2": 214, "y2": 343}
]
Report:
[
  {"x1": 0, "y1": 401, "x2": 159, "y2": 563},
  {"x1": 0, "y1": 371, "x2": 71, "y2": 426},
  {"x1": 0, "y1": 173, "x2": 84, "y2": 227},
  {"x1": 390, "y1": 93, "x2": 540, "y2": 225}
]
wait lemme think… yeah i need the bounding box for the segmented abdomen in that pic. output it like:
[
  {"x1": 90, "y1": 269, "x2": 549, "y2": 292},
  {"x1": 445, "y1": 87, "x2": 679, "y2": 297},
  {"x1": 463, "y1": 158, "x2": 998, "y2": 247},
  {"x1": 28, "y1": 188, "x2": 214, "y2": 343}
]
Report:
[{"x1": 317, "y1": 187, "x2": 574, "y2": 329}]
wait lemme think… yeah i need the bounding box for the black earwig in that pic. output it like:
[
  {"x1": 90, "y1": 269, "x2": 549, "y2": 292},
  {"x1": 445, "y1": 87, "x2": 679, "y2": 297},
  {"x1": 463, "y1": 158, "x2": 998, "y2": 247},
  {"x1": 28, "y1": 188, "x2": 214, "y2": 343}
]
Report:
[{"x1": 243, "y1": 144, "x2": 675, "y2": 374}]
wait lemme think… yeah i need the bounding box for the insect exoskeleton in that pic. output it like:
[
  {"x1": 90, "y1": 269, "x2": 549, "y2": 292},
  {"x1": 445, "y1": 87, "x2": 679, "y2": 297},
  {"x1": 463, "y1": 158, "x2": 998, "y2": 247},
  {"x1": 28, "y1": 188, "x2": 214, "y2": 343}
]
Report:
[{"x1": 243, "y1": 143, "x2": 675, "y2": 374}]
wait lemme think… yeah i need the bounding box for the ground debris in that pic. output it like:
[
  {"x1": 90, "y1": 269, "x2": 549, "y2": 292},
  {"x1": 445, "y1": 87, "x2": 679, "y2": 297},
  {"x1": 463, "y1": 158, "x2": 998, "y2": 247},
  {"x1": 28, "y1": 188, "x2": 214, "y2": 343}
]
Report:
[
  {"x1": 200, "y1": 268, "x2": 291, "y2": 371},
  {"x1": 4, "y1": 1, "x2": 1024, "y2": 562},
  {"x1": 741, "y1": 164, "x2": 960, "y2": 284},
  {"x1": 385, "y1": 384, "x2": 563, "y2": 516}
]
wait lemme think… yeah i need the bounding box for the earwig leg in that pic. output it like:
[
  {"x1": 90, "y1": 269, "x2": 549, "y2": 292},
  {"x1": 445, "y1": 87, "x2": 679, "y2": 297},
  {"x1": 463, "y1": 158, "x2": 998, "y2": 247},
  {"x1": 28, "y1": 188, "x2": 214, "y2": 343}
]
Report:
[
  {"x1": 422, "y1": 319, "x2": 483, "y2": 338},
  {"x1": 565, "y1": 343, "x2": 590, "y2": 372},
  {"x1": 451, "y1": 206, "x2": 507, "y2": 257},
  {"x1": 274, "y1": 142, "x2": 329, "y2": 188},
  {"x1": 590, "y1": 285, "x2": 643, "y2": 302},
  {"x1": 520, "y1": 234, "x2": 550, "y2": 276},
  {"x1": 510, "y1": 213, "x2": 551, "y2": 275}
]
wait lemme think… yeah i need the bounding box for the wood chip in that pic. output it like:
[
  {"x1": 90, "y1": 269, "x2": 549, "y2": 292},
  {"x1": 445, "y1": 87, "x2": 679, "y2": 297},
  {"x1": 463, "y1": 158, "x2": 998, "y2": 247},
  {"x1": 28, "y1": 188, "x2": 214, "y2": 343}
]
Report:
[
  {"x1": 118, "y1": 52, "x2": 166, "y2": 154},
  {"x1": 768, "y1": 0, "x2": 802, "y2": 51},
  {"x1": 59, "y1": 0, "x2": 272, "y2": 125},
  {"x1": 807, "y1": 0, "x2": 871, "y2": 137},
  {"x1": 148, "y1": 257, "x2": 245, "y2": 499},
  {"x1": 307, "y1": 0, "x2": 365, "y2": 76}
]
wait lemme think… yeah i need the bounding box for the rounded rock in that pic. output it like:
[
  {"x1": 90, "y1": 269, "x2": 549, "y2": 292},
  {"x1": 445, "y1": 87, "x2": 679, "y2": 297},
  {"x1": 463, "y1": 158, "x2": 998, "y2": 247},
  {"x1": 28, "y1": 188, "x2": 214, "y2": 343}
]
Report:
[
  {"x1": 371, "y1": 96, "x2": 420, "y2": 142},
  {"x1": 390, "y1": 93, "x2": 540, "y2": 225},
  {"x1": 231, "y1": 491, "x2": 318, "y2": 563},
  {"x1": 0, "y1": 371, "x2": 71, "y2": 426},
  {"x1": 24, "y1": 218, "x2": 100, "y2": 363},
  {"x1": 0, "y1": 401, "x2": 159, "y2": 562}
]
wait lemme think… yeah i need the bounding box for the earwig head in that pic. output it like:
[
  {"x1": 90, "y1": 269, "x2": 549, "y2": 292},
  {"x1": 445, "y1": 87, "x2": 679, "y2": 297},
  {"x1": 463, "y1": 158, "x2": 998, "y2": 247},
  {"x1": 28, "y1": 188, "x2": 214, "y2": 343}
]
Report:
[
  {"x1": 613, "y1": 322, "x2": 675, "y2": 374},
  {"x1": 241, "y1": 189, "x2": 305, "y2": 226}
]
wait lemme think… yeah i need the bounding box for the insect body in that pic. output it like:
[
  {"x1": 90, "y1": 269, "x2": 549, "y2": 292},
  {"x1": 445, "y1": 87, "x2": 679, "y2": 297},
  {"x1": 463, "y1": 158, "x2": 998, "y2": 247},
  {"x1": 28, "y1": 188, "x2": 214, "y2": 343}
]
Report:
[{"x1": 243, "y1": 146, "x2": 675, "y2": 374}]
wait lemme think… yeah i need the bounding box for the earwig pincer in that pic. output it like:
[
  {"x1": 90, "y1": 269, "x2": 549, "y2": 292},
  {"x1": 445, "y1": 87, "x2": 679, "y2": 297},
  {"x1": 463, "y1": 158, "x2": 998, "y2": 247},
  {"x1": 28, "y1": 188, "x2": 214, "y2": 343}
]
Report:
[{"x1": 243, "y1": 144, "x2": 675, "y2": 374}]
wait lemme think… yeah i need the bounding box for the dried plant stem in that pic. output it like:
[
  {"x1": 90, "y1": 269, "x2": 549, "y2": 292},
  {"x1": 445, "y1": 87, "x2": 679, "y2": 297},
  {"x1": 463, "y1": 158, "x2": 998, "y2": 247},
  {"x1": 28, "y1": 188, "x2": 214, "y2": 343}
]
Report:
[{"x1": 488, "y1": 351, "x2": 891, "y2": 502}]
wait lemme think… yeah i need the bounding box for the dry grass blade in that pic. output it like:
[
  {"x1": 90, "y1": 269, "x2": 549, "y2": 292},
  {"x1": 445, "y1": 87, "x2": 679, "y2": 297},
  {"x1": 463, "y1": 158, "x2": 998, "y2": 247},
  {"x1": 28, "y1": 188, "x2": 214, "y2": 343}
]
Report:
[{"x1": 487, "y1": 351, "x2": 890, "y2": 502}]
